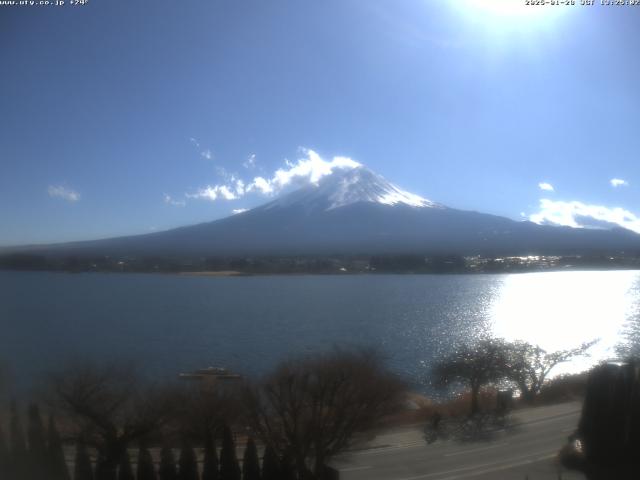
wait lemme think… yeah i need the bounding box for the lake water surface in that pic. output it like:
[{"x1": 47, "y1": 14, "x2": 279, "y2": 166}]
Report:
[{"x1": 1, "y1": 270, "x2": 639, "y2": 392}]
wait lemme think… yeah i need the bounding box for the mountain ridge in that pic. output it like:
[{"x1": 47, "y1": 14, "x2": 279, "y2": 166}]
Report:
[{"x1": 2, "y1": 165, "x2": 640, "y2": 259}]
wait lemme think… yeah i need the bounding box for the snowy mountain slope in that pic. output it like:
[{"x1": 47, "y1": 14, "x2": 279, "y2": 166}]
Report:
[
  {"x1": 259, "y1": 166, "x2": 439, "y2": 212},
  {"x1": 6, "y1": 165, "x2": 640, "y2": 258}
]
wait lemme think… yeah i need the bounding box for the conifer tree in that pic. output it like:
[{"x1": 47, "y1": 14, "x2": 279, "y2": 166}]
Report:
[
  {"x1": 178, "y1": 440, "x2": 198, "y2": 480},
  {"x1": 159, "y1": 445, "x2": 178, "y2": 480},
  {"x1": 0, "y1": 423, "x2": 9, "y2": 480},
  {"x1": 74, "y1": 441, "x2": 94, "y2": 480},
  {"x1": 48, "y1": 415, "x2": 71, "y2": 480},
  {"x1": 137, "y1": 443, "x2": 157, "y2": 480},
  {"x1": 201, "y1": 432, "x2": 219, "y2": 480},
  {"x1": 279, "y1": 451, "x2": 295, "y2": 480},
  {"x1": 10, "y1": 401, "x2": 27, "y2": 479},
  {"x1": 259, "y1": 445, "x2": 279, "y2": 480},
  {"x1": 117, "y1": 450, "x2": 135, "y2": 480},
  {"x1": 241, "y1": 438, "x2": 260, "y2": 480},
  {"x1": 95, "y1": 452, "x2": 115, "y2": 480},
  {"x1": 219, "y1": 426, "x2": 240, "y2": 480},
  {"x1": 27, "y1": 404, "x2": 47, "y2": 479}
]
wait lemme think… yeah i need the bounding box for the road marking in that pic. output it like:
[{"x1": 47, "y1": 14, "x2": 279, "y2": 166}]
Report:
[
  {"x1": 443, "y1": 442, "x2": 509, "y2": 457},
  {"x1": 393, "y1": 450, "x2": 556, "y2": 480},
  {"x1": 435, "y1": 454, "x2": 556, "y2": 480},
  {"x1": 513, "y1": 410, "x2": 581, "y2": 428},
  {"x1": 339, "y1": 465, "x2": 372, "y2": 472},
  {"x1": 350, "y1": 441, "x2": 428, "y2": 456}
]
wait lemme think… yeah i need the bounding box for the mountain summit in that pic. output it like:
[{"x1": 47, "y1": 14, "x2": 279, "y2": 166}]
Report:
[
  {"x1": 260, "y1": 165, "x2": 439, "y2": 213},
  {"x1": 5, "y1": 164, "x2": 640, "y2": 258}
]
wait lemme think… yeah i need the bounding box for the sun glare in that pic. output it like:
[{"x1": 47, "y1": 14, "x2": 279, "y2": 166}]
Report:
[
  {"x1": 490, "y1": 271, "x2": 640, "y2": 375},
  {"x1": 454, "y1": 0, "x2": 570, "y2": 29},
  {"x1": 467, "y1": 0, "x2": 547, "y2": 17}
]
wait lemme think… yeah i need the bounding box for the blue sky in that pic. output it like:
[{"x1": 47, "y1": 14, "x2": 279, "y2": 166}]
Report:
[{"x1": 1, "y1": 0, "x2": 639, "y2": 246}]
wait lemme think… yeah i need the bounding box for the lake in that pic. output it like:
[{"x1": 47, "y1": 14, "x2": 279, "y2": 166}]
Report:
[{"x1": 1, "y1": 270, "x2": 639, "y2": 393}]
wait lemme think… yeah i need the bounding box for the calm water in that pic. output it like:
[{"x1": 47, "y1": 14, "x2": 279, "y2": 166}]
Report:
[{"x1": 1, "y1": 270, "x2": 639, "y2": 392}]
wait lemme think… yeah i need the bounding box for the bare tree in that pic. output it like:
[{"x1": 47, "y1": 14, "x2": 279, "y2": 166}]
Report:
[
  {"x1": 48, "y1": 363, "x2": 179, "y2": 480},
  {"x1": 174, "y1": 381, "x2": 244, "y2": 443},
  {"x1": 244, "y1": 348, "x2": 405, "y2": 479},
  {"x1": 504, "y1": 340, "x2": 597, "y2": 403},
  {"x1": 433, "y1": 338, "x2": 509, "y2": 416}
]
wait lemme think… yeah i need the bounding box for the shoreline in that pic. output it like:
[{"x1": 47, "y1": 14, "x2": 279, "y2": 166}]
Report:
[
  {"x1": 3, "y1": 266, "x2": 640, "y2": 277},
  {"x1": 178, "y1": 270, "x2": 247, "y2": 277}
]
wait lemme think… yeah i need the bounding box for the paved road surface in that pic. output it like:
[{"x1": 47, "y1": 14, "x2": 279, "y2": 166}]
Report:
[{"x1": 334, "y1": 402, "x2": 585, "y2": 480}]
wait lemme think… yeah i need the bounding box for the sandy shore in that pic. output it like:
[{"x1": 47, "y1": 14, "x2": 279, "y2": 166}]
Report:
[{"x1": 178, "y1": 270, "x2": 247, "y2": 277}]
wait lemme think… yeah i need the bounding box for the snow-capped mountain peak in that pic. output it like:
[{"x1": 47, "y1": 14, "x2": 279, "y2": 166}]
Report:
[{"x1": 261, "y1": 165, "x2": 439, "y2": 212}]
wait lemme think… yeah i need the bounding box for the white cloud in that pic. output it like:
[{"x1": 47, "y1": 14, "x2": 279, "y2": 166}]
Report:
[
  {"x1": 232, "y1": 208, "x2": 248, "y2": 215},
  {"x1": 273, "y1": 149, "x2": 360, "y2": 187},
  {"x1": 610, "y1": 178, "x2": 629, "y2": 188},
  {"x1": 538, "y1": 182, "x2": 554, "y2": 192},
  {"x1": 163, "y1": 194, "x2": 186, "y2": 207},
  {"x1": 246, "y1": 176, "x2": 274, "y2": 195},
  {"x1": 188, "y1": 149, "x2": 361, "y2": 203},
  {"x1": 48, "y1": 185, "x2": 80, "y2": 202},
  {"x1": 187, "y1": 184, "x2": 239, "y2": 201},
  {"x1": 189, "y1": 137, "x2": 213, "y2": 160},
  {"x1": 234, "y1": 178, "x2": 245, "y2": 196},
  {"x1": 243, "y1": 154, "x2": 256, "y2": 169},
  {"x1": 529, "y1": 199, "x2": 640, "y2": 234}
]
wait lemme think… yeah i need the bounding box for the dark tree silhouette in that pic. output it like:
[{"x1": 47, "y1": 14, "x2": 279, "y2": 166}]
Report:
[
  {"x1": 433, "y1": 338, "x2": 509, "y2": 416},
  {"x1": 0, "y1": 423, "x2": 9, "y2": 480},
  {"x1": 136, "y1": 444, "x2": 157, "y2": 480},
  {"x1": 245, "y1": 349, "x2": 405, "y2": 478},
  {"x1": 159, "y1": 446, "x2": 178, "y2": 480},
  {"x1": 260, "y1": 445, "x2": 279, "y2": 480},
  {"x1": 562, "y1": 362, "x2": 640, "y2": 478},
  {"x1": 95, "y1": 451, "x2": 116, "y2": 480},
  {"x1": 74, "y1": 441, "x2": 95, "y2": 480},
  {"x1": 201, "y1": 433, "x2": 219, "y2": 480},
  {"x1": 27, "y1": 404, "x2": 47, "y2": 479},
  {"x1": 178, "y1": 441, "x2": 198, "y2": 480},
  {"x1": 279, "y1": 451, "x2": 295, "y2": 480},
  {"x1": 117, "y1": 450, "x2": 135, "y2": 480},
  {"x1": 10, "y1": 401, "x2": 27, "y2": 479},
  {"x1": 50, "y1": 363, "x2": 178, "y2": 479},
  {"x1": 241, "y1": 437, "x2": 260, "y2": 480},
  {"x1": 505, "y1": 340, "x2": 597, "y2": 403},
  {"x1": 177, "y1": 382, "x2": 243, "y2": 446},
  {"x1": 219, "y1": 425, "x2": 240, "y2": 480},
  {"x1": 48, "y1": 415, "x2": 72, "y2": 480}
]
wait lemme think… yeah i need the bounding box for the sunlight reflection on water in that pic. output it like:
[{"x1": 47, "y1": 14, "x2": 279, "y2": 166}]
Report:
[
  {"x1": 2, "y1": 270, "x2": 640, "y2": 392},
  {"x1": 489, "y1": 270, "x2": 640, "y2": 375}
]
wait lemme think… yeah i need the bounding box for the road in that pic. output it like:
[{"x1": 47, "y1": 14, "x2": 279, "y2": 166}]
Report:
[{"x1": 333, "y1": 402, "x2": 585, "y2": 480}]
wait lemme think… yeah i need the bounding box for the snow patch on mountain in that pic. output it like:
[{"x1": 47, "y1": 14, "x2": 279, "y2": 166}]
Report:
[{"x1": 262, "y1": 165, "x2": 439, "y2": 212}]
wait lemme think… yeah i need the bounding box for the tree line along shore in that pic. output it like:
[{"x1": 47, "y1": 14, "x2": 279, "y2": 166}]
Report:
[{"x1": 2, "y1": 252, "x2": 640, "y2": 275}]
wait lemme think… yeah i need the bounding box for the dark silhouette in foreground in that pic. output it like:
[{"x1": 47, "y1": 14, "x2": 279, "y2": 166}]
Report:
[
  {"x1": 0, "y1": 348, "x2": 402, "y2": 479},
  {"x1": 244, "y1": 348, "x2": 405, "y2": 479},
  {"x1": 561, "y1": 361, "x2": 640, "y2": 479},
  {"x1": 433, "y1": 338, "x2": 510, "y2": 416}
]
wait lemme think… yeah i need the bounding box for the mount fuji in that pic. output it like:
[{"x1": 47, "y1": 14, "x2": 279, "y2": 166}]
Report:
[{"x1": 7, "y1": 165, "x2": 640, "y2": 258}]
